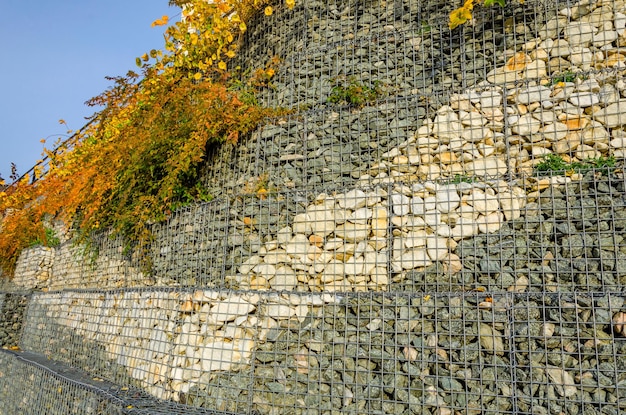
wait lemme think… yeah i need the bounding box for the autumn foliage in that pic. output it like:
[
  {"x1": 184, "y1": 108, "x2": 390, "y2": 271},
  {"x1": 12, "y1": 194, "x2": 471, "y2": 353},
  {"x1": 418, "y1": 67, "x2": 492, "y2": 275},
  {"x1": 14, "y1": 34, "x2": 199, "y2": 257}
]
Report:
[
  {"x1": 0, "y1": 0, "x2": 296, "y2": 275},
  {"x1": 449, "y1": 0, "x2": 524, "y2": 30}
]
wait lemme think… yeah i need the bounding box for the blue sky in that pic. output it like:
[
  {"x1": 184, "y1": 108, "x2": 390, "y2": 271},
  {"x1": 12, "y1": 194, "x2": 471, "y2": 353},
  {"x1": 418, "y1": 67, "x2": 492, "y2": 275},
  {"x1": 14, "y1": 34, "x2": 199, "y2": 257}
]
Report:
[{"x1": 0, "y1": 0, "x2": 178, "y2": 181}]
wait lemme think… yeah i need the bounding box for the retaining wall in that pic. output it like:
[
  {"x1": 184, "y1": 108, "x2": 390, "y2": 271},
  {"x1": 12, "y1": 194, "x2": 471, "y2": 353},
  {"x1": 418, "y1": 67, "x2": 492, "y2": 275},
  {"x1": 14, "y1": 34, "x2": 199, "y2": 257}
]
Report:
[{"x1": 2, "y1": 0, "x2": 626, "y2": 414}]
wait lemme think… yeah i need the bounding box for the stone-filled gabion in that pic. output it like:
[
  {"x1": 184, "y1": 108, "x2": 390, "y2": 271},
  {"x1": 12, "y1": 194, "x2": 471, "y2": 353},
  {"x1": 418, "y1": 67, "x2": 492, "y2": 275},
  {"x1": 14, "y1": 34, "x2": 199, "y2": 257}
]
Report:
[
  {"x1": 0, "y1": 351, "x2": 124, "y2": 415},
  {"x1": 0, "y1": 293, "x2": 28, "y2": 348},
  {"x1": 16, "y1": 287, "x2": 626, "y2": 415},
  {"x1": 3, "y1": 0, "x2": 626, "y2": 414}
]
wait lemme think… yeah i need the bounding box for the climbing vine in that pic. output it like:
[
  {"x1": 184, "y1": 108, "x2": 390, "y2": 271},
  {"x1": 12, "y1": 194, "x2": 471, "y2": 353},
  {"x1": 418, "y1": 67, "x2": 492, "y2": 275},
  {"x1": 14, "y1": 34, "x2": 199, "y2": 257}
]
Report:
[{"x1": 0, "y1": 0, "x2": 295, "y2": 275}]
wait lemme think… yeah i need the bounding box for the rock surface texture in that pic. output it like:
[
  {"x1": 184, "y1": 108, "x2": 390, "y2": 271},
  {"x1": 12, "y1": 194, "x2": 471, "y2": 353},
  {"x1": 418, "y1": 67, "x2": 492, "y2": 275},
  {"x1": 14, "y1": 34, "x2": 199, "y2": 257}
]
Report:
[{"x1": 2, "y1": 0, "x2": 626, "y2": 414}]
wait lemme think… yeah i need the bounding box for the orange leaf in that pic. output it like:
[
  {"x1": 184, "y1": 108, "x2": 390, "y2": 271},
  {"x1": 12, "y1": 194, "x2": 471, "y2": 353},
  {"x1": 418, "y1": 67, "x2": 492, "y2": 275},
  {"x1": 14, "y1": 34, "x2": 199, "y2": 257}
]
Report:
[{"x1": 151, "y1": 15, "x2": 169, "y2": 27}]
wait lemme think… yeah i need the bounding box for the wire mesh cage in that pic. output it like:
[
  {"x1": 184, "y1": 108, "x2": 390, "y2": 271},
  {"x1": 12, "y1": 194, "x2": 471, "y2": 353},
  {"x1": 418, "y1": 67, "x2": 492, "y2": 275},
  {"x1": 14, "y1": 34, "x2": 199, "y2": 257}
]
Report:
[{"x1": 2, "y1": 0, "x2": 626, "y2": 413}]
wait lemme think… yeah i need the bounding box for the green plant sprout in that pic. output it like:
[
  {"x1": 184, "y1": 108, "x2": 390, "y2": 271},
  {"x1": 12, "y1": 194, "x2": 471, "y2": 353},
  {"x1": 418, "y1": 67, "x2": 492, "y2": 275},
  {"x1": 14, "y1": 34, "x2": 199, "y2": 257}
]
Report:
[
  {"x1": 535, "y1": 154, "x2": 617, "y2": 176},
  {"x1": 327, "y1": 77, "x2": 383, "y2": 108}
]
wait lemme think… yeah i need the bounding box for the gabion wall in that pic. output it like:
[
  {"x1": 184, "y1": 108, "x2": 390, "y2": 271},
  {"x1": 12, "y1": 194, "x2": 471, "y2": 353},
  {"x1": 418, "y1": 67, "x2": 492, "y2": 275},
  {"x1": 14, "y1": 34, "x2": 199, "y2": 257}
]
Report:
[
  {"x1": 0, "y1": 351, "x2": 124, "y2": 415},
  {"x1": 2, "y1": 0, "x2": 626, "y2": 413},
  {"x1": 16, "y1": 288, "x2": 626, "y2": 414}
]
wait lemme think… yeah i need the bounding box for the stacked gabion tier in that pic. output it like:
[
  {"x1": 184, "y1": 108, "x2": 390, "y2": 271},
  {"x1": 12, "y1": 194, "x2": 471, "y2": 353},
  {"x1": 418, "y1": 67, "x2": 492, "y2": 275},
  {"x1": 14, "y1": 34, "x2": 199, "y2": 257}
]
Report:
[{"x1": 2, "y1": 0, "x2": 626, "y2": 414}]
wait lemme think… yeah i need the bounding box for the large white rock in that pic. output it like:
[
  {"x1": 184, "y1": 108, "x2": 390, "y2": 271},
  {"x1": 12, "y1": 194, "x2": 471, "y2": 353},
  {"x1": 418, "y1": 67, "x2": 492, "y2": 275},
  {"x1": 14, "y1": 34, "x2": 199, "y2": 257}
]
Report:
[
  {"x1": 515, "y1": 85, "x2": 552, "y2": 105},
  {"x1": 392, "y1": 248, "x2": 432, "y2": 271},
  {"x1": 467, "y1": 189, "x2": 500, "y2": 215},
  {"x1": 263, "y1": 249, "x2": 290, "y2": 265},
  {"x1": 391, "y1": 193, "x2": 411, "y2": 216},
  {"x1": 450, "y1": 218, "x2": 479, "y2": 239},
  {"x1": 403, "y1": 230, "x2": 429, "y2": 249},
  {"x1": 464, "y1": 157, "x2": 507, "y2": 176},
  {"x1": 285, "y1": 234, "x2": 310, "y2": 258},
  {"x1": 476, "y1": 211, "x2": 504, "y2": 234},
  {"x1": 564, "y1": 22, "x2": 596, "y2": 47},
  {"x1": 210, "y1": 296, "x2": 256, "y2": 323},
  {"x1": 266, "y1": 304, "x2": 295, "y2": 319},
  {"x1": 239, "y1": 256, "x2": 262, "y2": 274},
  {"x1": 432, "y1": 106, "x2": 464, "y2": 141},
  {"x1": 336, "y1": 189, "x2": 368, "y2": 210},
  {"x1": 592, "y1": 30, "x2": 618, "y2": 47},
  {"x1": 426, "y1": 236, "x2": 449, "y2": 261},
  {"x1": 335, "y1": 222, "x2": 370, "y2": 242},
  {"x1": 435, "y1": 189, "x2": 461, "y2": 213},
  {"x1": 371, "y1": 208, "x2": 388, "y2": 237},
  {"x1": 512, "y1": 113, "x2": 542, "y2": 136},
  {"x1": 320, "y1": 260, "x2": 345, "y2": 282},
  {"x1": 308, "y1": 204, "x2": 345, "y2": 236},
  {"x1": 498, "y1": 192, "x2": 522, "y2": 221},
  {"x1": 344, "y1": 257, "x2": 365, "y2": 276},
  {"x1": 292, "y1": 213, "x2": 311, "y2": 235},
  {"x1": 569, "y1": 92, "x2": 599, "y2": 107},
  {"x1": 200, "y1": 341, "x2": 238, "y2": 371},
  {"x1": 252, "y1": 263, "x2": 277, "y2": 279},
  {"x1": 540, "y1": 122, "x2": 570, "y2": 142},
  {"x1": 270, "y1": 266, "x2": 298, "y2": 291},
  {"x1": 546, "y1": 366, "x2": 578, "y2": 397},
  {"x1": 594, "y1": 100, "x2": 626, "y2": 128}
]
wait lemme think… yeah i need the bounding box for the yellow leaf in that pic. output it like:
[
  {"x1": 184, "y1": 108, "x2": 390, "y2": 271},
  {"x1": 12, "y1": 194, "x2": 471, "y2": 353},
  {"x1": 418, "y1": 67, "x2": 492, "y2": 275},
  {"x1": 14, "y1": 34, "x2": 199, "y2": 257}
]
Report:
[
  {"x1": 239, "y1": 22, "x2": 247, "y2": 32},
  {"x1": 225, "y1": 50, "x2": 236, "y2": 58},
  {"x1": 193, "y1": 72, "x2": 202, "y2": 80},
  {"x1": 264, "y1": 6, "x2": 273, "y2": 16},
  {"x1": 218, "y1": 61, "x2": 227, "y2": 70},
  {"x1": 266, "y1": 68, "x2": 275, "y2": 77},
  {"x1": 58, "y1": 119, "x2": 66, "y2": 125},
  {"x1": 286, "y1": 0, "x2": 296, "y2": 9},
  {"x1": 463, "y1": 0, "x2": 475, "y2": 10},
  {"x1": 151, "y1": 15, "x2": 169, "y2": 27},
  {"x1": 449, "y1": 4, "x2": 473, "y2": 30}
]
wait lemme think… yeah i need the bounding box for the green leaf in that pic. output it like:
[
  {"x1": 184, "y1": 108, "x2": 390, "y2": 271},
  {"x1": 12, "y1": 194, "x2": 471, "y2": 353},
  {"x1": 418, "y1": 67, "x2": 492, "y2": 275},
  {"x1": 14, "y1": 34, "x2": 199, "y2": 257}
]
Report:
[{"x1": 484, "y1": 0, "x2": 506, "y2": 7}]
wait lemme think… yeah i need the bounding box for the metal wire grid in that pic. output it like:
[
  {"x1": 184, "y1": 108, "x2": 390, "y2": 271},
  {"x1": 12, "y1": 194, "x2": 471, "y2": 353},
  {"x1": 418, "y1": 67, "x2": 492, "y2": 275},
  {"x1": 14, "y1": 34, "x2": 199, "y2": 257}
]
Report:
[
  {"x1": 0, "y1": 350, "x2": 124, "y2": 415},
  {"x1": 15, "y1": 289, "x2": 626, "y2": 414},
  {"x1": 23, "y1": 164, "x2": 626, "y2": 295},
  {"x1": 0, "y1": 349, "x2": 228, "y2": 415},
  {"x1": 236, "y1": 0, "x2": 549, "y2": 89},
  {"x1": 48, "y1": 233, "x2": 152, "y2": 291},
  {"x1": 236, "y1": 0, "x2": 556, "y2": 110},
  {"x1": 3, "y1": 0, "x2": 626, "y2": 413},
  {"x1": 205, "y1": 64, "x2": 626, "y2": 196},
  {"x1": 11, "y1": 0, "x2": 624, "y2": 293},
  {"x1": 0, "y1": 293, "x2": 28, "y2": 349}
]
